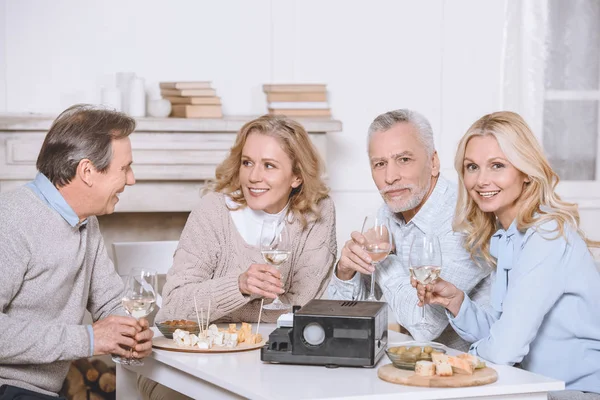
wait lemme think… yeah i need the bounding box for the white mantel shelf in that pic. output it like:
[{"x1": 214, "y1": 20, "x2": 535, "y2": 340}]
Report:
[
  {"x1": 0, "y1": 114, "x2": 342, "y2": 212},
  {"x1": 0, "y1": 114, "x2": 342, "y2": 133}
]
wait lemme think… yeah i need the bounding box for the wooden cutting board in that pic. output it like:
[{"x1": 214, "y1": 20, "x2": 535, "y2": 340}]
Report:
[
  {"x1": 153, "y1": 335, "x2": 265, "y2": 353},
  {"x1": 378, "y1": 363, "x2": 498, "y2": 388}
]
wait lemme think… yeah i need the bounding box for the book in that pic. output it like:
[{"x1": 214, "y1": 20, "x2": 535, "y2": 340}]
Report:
[
  {"x1": 268, "y1": 102, "x2": 329, "y2": 110},
  {"x1": 164, "y1": 96, "x2": 222, "y2": 105},
  {"x1": 171, "y1": 105, "x2": 223, "y2": 118},
  {"x1": 159, "y1": 81, "x2": 212, "y2": 90},
  {"x1": 268, "y1": 108, "x2": 331, "y2": 117},
  {"x1": 266, "y1": 92, "x2": 327, "y2": 102},
  {"x1": 263, "y1": 84, "x2": 326, "y2": 93},
  {"x1": 161, "y1": 88, "x2": 217, "y2": 97}
]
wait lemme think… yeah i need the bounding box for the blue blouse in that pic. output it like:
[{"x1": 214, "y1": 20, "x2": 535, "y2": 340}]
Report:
[{"x1": 448, "y1": 219, "x2": 600, "y2": 393}]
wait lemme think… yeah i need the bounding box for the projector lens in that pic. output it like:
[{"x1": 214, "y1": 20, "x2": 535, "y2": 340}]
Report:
[{"x1": 303, "y1": 323, "x2": 326, "y2": 346}]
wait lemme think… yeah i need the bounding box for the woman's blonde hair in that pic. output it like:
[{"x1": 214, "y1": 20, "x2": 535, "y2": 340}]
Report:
[
  {"x1": 453, "y1": 111, "x2": 599, "y2": 268},
  {"x1": 206, "y1": 114, "x2": 329, "y2": 228}
]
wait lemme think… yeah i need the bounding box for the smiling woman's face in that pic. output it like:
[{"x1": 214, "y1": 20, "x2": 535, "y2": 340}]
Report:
[
  {"x1": 238, "y1": 132, "x2": 301, "y2": 214},
  {"x1": 462, "y1": 135, "x2": 529, "y2": 229}
]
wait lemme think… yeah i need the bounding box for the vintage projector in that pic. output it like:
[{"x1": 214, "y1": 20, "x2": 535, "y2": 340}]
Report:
[{"x1": 260, "y1": 299, "x2": 388, "y2": 368}]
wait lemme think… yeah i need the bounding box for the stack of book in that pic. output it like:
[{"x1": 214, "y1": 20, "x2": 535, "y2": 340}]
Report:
[
  {"x1": 263, "y1": 84, "x2": 331, "y2": 118},
  {"x1": 160, "y1": 81, "x2": 223, "y2": 118}
]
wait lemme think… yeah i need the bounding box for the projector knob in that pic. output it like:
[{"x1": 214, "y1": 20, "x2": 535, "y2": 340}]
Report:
[{"x1": 303, "y1": 323, "x2": 325, "y2": 346}]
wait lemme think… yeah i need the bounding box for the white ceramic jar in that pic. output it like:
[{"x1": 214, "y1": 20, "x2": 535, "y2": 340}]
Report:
[{"x1": 147, "y1": 98, "x2": 172, "y2": 118}]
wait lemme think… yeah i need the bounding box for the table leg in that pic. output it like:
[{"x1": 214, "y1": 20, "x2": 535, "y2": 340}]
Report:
[{"x1": 116, "y1": 363, "x2": 141, "y2": 400}]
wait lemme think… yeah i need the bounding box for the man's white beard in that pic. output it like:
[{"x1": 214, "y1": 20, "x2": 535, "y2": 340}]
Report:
[{"x1": 383, "y1": 180, "x2": 431, "y2": 214}]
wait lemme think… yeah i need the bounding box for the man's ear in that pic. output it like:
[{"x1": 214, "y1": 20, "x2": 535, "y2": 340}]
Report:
[
  {"x1": 431, "y1": 151, "x2": 440, "y2": 177},
  {"x1": 77, "y1": 159, "x2": 94, "y2": 187}
]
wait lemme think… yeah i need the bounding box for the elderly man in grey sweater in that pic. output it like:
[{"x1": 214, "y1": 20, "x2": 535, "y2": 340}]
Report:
[{"x1": 0, "y1": 104, "x2": 153, "y2": 399}]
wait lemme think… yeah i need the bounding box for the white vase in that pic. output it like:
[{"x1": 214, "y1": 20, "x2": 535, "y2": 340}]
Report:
[
  {"x1": 147, "y1": 99, "x2": 172, "y2": 118},
  {"x1": 128, "y1": 77, "x2": 146, "y2": 117},
  {"x1": 116, "y1": 72, "x2": 135, "y2": 114}
]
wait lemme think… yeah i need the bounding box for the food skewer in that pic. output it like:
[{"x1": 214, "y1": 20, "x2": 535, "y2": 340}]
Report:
[
  {"x1": 256, "y1": 298, "x2": 264, "y2": 335},
  {"x1": 193, "y1": 296, "x2": 203, "y2": 336},
  {"x1": 201, "y1": 308, "x2": 205, "y2": 336},
  {"x1": 206, "y1": 299, "x2": 211, "y2": 331}
]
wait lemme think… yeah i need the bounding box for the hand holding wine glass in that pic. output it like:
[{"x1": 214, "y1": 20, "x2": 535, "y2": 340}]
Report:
[
  {"x1": 238, "y1": 263, "x2": 283, "y2": 299},
  {"x1": 361, "y1": 215, "x2": 392, "y2": 301},
  {"x1": 112, "y1": 268, "x2": 157, "y2": 366},
  {"x1": 260, "y1": 220, "x2": 292, "y2": 311},
  {"x1": 409, "y1": 234, "x2": 442, "y2": 326},
  {"x1": 412, "y1": 277, "x2": 465, "y2": 317}
]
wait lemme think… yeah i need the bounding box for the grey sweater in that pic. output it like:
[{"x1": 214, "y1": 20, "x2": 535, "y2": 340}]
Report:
[{"x1": 0, "y1": 187, "x2": 124, "y2": 396}]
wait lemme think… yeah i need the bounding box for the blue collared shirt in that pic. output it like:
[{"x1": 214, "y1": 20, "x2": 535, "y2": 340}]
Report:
[
  {"x1": 449, "y1": 218, "x2": 600, "y2": 392},
  {"x1": 26, "y1": 173, "x2": 94, "y2": 356}
]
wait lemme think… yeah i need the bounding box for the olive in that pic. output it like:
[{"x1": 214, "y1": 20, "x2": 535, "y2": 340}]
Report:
[{"x1": 399, "y1": 352, "x2": 417, "y2": 362}]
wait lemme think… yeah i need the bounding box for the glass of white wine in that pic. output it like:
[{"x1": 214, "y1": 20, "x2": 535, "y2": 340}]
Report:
[
  {"x1": 409, "y1": 234, "x2": 442, "y2": 327},
  {"x1": 112, "y1": 268, "x2": 157, "y2": 366},
  {"x1": 361, "y1": 215, "x2": 392, "y2": 301},
  {"x1": 260, "y1": 220, "x2": 292, "y2": 311}
]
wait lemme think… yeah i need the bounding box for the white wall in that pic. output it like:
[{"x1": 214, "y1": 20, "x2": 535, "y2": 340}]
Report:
[
  {"x1": 2, "y1": 0, "x2": 598, "y2": 247},
  {"x1": 0, "y1": 0, "x2": 6, "y2": 111}
]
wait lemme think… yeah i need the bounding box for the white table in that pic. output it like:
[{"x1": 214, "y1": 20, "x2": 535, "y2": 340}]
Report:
[{"x1": 116, "y1": 326, "x2": 564, "y2": 400}]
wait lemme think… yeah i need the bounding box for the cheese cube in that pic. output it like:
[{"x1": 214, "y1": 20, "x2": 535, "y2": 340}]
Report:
[
  {"x1": 241, "y1": 322, "x2": 252, "y2": 334},
  {"x1": 436, "y1": 362, "x2": 453, "y2": 376},
  {"x1": 448, "y1": 356, "x2": 475, "y2": 375},
  {"x1": 431, "y1": 352, "x2": 449, "y2": 365},
  {"x1": 415, "y1": 361, "x2": 435, "y2": 377},
  {"x1": 457, "y1": 353, "x2": 485, "y2": 369},
  {"x1": 225, "y1": 333, "x2": 238, "y2": 348},
  {"x1": 208, "y1": 324, "x2": 219, "y2": 334},
  {"x1": 237, "y1": 328, "x2": 246, "y2": 343},
  {"x1": 213, "y1": 332, "x2": 224, "y2": 346}
]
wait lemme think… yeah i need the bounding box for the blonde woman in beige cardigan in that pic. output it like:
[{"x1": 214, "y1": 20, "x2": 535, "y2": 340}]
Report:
[
  {"x1": 139, "y1": 116, "x2": 337, "y2": 400},
  {"x1": 156, "y1": 115, "x2": 337, "y2": 325}
]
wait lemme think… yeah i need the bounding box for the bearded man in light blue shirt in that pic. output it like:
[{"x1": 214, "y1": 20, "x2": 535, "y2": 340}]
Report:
[{"x1": 328, "y1": 109, "x2": 491, "y2": 351}]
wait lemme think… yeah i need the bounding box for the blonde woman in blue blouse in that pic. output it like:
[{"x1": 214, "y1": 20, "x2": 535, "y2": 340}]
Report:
[{"x1": 413, "y1": 111, "x2": 600, "y2": 399}]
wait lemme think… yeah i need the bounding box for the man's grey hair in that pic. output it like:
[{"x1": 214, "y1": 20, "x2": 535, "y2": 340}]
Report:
[
  {"x1": 367, "y1": 109, "x2": 435, "y2": 157},
  {"x1": 36, "y1": 104, "x2": 136, "y2": 187}
]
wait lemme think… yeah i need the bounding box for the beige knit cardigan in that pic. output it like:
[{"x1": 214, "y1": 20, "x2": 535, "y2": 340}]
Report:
[{"x1": 156, "y1": 191, "x2": 337, "y2": 324}]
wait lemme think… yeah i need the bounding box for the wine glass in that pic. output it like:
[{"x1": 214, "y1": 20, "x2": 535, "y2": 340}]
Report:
[
  {"x1": 361, "y1": 215, "x2": 392, "y2": 301},
  {"x1": 260, "y1": 220, "x2": 292, "y2": 311},
  {"x1": 409, "y1": 235, "x2": 442, "y2": 326},
  {"x1": 112, "y1": 268, "x2": 157, "y2": 366}
]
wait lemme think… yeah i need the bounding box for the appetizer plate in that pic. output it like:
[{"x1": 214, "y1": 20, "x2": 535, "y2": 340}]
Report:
[{"x1": 152, "y1": 335, "x2": 265, "y2": 353}]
